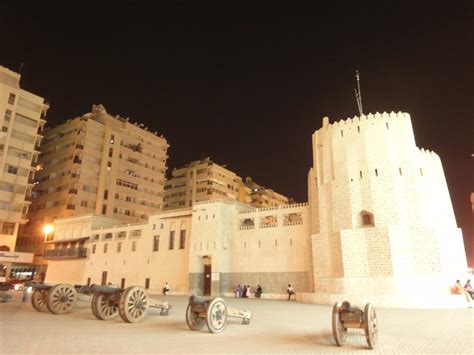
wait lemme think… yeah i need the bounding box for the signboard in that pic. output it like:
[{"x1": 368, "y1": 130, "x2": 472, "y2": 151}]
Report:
[
  {"x1": 211, "y1": 272, "x2": 220, "y2": 281},
  {"x1": 0, "y1": 251, "x2": 34, "y2": 264}
]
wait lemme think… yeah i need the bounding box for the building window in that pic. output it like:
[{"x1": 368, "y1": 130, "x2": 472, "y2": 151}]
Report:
[
  {"x1": 103, "y1": 243, "x2": 108, "y2": 253},
  {"x1": 361, "y1": 211, "x2": 375, "y2": 227},
  {"x1": 103, "y1": 190, "x2": 108, "y2": 200},
  {"x1": 125, "y1": 209, "x2": 131, "y2": 216},
  {"x1": 80, "y1": 200, "x2": 88, "y2": 207},
  {"x1": 117, "y1": 242, "x2": 122, "y2": 253},
  {"x1": 153, "y1": 235, "x2": 160, "y2": 252},
  {"x1": 179, "y1": 230, "x2": 186, "y2": 249},
  {"x1": 107, "y1": 161, "x2": 112, "y2": 170},
  {"x1": 4, "y1": 109, "x2": 12, "y2": 121},
  {"x1": 7, "y1": 166, "x2": 18, "y2": 174},
  {"x1": 110, "y1": 134, "x2": 115, "y2": 144},
  {"x1": 108, "y1": 148, "x2": 113, "y2": 157},
  {"x1": 92, "y1": 244, "x2": 96, "y2": 254},
  {"x1": 1, "y1": 222, "x2": 15, "y2": 235},
  {"x1": 169, "y1": 231, "x2": 175, "y2": 250},
  {"x1": 132, "y1": 241, "x2": 136, "y2": 252},
  {"x1": 8, "y1": 93, "x2": 16, "y2": 105},
  {"x1": 101, "y1": 204, "x2": 107, "y2": 215},
  {"x1": 2, "y1": 126, "x2": 8, "y2": 132}
]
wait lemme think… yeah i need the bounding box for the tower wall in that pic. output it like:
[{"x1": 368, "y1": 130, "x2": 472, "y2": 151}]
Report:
[{"x1": 308, "y1": 112, "x2": 468, "y2": 307}]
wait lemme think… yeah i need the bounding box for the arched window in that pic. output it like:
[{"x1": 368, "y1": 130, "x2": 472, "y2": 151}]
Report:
[{"x1": 360, "y1": 211, "x2": 374, "y2": 227}]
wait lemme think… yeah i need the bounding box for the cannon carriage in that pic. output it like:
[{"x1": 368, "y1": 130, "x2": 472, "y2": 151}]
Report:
[
  {"x1": 30, "y1": 283, "x2": 171, "y2": 322},
  {"x1": 332, "y1": 301, "x2": 378, "y2": 349},
  {"x1": 185, "y1": 295, "x2": 252, "y2": 333}
]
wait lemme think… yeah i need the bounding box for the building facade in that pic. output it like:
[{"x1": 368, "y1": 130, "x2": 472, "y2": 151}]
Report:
[
  {"x1": 16, "y1": 104, "x2": 169, "y2": 276},
  {"x1": 163, "y1": 158, "x2": 249, "y2": 210},
  {"x1": 0, "y1": 66, "x2": 48, "y2": 279},
  {"x1": 244, "y1": 177, "x2": 290, "y2": 207},
  {"x1": 44, "y1": 112, "x2": 468, "y2": 308},
  {"x1": 163, "y1": 158, "x2": 290, "y2": 210}
]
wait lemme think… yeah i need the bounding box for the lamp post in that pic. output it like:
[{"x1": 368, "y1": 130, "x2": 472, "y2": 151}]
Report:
[{"x1": 42, "y1": 224, "x2": 54, "y2": 257}]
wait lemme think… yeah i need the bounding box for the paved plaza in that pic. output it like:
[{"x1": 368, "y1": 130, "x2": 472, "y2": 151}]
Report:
[{"x1": 0, "y1": 291, "x2": 472, "y2": 354}]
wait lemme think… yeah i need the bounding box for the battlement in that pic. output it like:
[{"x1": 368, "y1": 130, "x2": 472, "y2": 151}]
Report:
[
  {"x1": 238, "y1": 202, "x2": 309, "y2": 215},
  {"x1": 324, "y1": 111, "x2": 410, "y2": 130}
]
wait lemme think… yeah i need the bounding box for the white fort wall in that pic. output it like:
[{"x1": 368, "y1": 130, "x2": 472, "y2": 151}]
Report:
[
  {"x1": 45, "y1": 201, "x2": 311, "y2": 298},
  {"x1": 307, "y1": 112, "x2": 467, "y2": 307},
  {"x1": 188, "y1": 200, "x2": 311, "y2": 297}
]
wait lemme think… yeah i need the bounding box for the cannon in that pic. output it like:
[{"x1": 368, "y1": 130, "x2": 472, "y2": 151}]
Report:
[
  {"x1": 185, "y1": 295, "x2": 252, "y2": 333},
  {"x1": 332, "y1": 301, "x2": 378, "y2": 349},
  {"x1": 30, "y1": 283, "x2": 171, "y2": 322},
  {"x1": 86, "y1": 284, "x2": 171, "y2": 323}
]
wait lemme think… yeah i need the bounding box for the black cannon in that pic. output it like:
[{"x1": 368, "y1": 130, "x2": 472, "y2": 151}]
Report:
[
  {"x1": 30, "y1": 283, "x2": 171, "y2": 322},
  {"x1": 332, "y1": 301, "x2": 378, "y2": 349},
  {"x1": 186, "y1": 295, "x2": 251, "y2": 333}
]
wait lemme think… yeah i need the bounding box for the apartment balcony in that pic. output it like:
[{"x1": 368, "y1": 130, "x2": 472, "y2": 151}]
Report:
[{"x1": 43, "y1": 247, "x2": 87, "y2": 259}]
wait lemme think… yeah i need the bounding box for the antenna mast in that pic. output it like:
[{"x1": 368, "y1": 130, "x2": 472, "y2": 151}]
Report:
[{"x1": 354, "y1": 70, "x2": 364, "y2": 116}]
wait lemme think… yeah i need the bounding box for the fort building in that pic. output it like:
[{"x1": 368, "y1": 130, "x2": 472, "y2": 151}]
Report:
[{"x1": 43, "y1": 112, "x2": 468, "y2": 308}]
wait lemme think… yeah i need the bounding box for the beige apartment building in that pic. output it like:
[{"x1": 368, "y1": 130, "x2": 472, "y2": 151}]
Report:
[
  {"x1": 16, "y1": 104, "x2": 169, "y2": 275},
  {"x1": 244, "y1": 177, "x2": 289, "y2": 207},
  {"x1": 0, "y1": 66, "x2": 48, "y2": 279},
  {"x1": 163, "y1": 157, "x2": 249, "y2": 210},
  {"x1": 163, "y1": 158, "x2": 290, "y2": 210}
]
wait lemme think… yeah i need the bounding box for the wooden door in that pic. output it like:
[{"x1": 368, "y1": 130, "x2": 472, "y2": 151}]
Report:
[{"x1": 204, "y1": 265, "x2": 211, "y2": 296}]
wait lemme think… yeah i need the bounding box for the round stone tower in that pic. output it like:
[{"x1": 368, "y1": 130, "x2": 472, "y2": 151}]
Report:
[{"x1": 307, "y1": 112, "x2": 468, "y2": 307}]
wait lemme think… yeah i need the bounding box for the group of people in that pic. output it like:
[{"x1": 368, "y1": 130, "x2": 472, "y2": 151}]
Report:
[
  {"x1": 453, "y1": 279, "x2": 474, "y2": 302},
  {"x1": 234, "y1": 284, "x2": 253, "y2": 298}
]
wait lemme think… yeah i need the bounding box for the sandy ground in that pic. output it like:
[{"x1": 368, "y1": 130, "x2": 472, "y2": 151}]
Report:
[{"x1": 0, "y1": 291, "x2": 473, "y2": 354}]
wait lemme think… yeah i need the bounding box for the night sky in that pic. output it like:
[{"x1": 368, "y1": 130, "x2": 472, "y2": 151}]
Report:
[{"x1": 1, "y1": 2, "x2": 472, "y2": 263}]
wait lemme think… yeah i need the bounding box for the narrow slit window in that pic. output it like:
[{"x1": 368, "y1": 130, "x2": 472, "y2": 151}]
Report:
[{"x1": 375, "y1": 169, "x2": 378, "y2": 177}]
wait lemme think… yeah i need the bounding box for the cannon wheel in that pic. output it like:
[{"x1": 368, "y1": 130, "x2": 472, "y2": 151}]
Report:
[
  {"x1": 31, "y1": 289, "x2": 49, "y2": 312},
  {"x1": 206, "y1": 297, "x2": 228, "y2": 333},
  {"x1": 186, "y1": 303, "x2": 206, "y2": 330},
  {"x1": 119, "y1": 286, "x2": 149, "y2": 323},
  {"x1": 92, "y1": 293, "x2": 119, "y2": 320},
  {"x1": 332, "y1": 302, "x2": 347, "y2": 346},
  {"x1": 364, "y1": 303, "x2": 378, "y2": 349},
  {"x1": 46, "y1": 284, "x2": 77, "y2": 314}
]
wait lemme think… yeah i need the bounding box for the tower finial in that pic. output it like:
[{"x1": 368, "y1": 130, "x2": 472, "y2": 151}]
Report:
[{"x1": 354, "y1": 70, "x2": 364, "y2": 116}]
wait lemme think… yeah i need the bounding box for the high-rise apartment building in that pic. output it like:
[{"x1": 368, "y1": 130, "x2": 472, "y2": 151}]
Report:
[
  {"x1": 244, "y1": 177, "x2": 289, "y2": 207},
  {"x1": 0, "y1": 66, "x2": 48, "y2": 252},
  {"x1": 163, "y1": 158, "x2": 290, "y2": 210},
  {"x1": 17, "y1": 104, "x2": 169, "y2": 259},
  {"x1": 163, "y1": 157, "x2": 249, "y2": 210}
]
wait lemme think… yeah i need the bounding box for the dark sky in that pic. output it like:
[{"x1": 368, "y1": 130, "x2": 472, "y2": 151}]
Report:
[{"x1": 1, "y1": 1, "x2": 473, "y2": 263}]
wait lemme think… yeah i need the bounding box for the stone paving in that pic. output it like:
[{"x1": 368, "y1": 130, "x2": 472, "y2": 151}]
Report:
[{"x1": 0, "y1": 291, "x2": 473, "y2": 354}]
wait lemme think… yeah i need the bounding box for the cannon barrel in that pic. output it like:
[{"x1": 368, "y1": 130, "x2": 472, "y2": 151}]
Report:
[{"x1": 29, "y1": 283, "x2": 53, "y2": 290}]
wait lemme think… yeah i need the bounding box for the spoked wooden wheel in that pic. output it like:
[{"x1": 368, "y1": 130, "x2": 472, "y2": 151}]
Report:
[
  {"x1": 332, "y1": 302, "x2": 347, "y2": 346},
  {"x1": 186, "y1": 303, "x2": 206, "y2": 330},
  {"x1": 46, "y1": 284, "x2": 77, "y2": 314},
  {"x1": 92, "y1": 293, "x2": 119, "y2": 320},
  {"x1": 31, "y1": 289, "x2": 49, "y2": 312},
  {"x1": 119, "y1": 286, "x2": 149, "y2": 323},
  {"x1": 206, "y1": 297, "x2": 227, "y2": 333},
  {"x1": 364, "y1": 303, "x2": 378, "y2": 349}
]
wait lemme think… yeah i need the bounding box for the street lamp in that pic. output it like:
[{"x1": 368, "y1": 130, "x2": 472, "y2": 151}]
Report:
[{"x1": 42, "y1": 224, "x2": 54, "y2": 256}]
